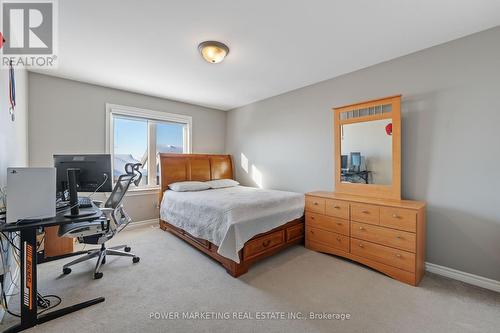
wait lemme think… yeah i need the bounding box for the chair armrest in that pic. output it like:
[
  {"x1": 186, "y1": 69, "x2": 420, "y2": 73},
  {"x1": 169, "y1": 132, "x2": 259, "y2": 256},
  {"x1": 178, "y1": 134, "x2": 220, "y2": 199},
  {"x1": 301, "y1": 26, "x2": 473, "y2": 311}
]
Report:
[
  {"x1": 98, "y1": 207, "x2": 114, "y2": 232},
  {"x1": 92, "y1": 200, "x2": 104, "y2": 207},
  {"x1": 100, "y1": 207, "x2": 113, "y2": 213},
  {"x1": 100, "y1": 207, "x2": 114, "y2": 219}
]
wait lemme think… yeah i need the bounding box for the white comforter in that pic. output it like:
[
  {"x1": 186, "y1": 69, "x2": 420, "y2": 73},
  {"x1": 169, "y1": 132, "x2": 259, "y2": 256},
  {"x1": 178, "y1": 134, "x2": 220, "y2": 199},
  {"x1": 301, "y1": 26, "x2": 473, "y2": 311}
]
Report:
[{"x1": 160, "y1": 186, "x2": 304, "y2": 263}]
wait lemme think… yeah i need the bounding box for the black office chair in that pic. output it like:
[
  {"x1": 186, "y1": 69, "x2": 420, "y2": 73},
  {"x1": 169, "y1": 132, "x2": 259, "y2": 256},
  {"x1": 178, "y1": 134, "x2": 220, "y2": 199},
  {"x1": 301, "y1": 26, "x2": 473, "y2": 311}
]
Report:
[{"x1": 59, "y1": 163, "x2": 142, "y2": 279}]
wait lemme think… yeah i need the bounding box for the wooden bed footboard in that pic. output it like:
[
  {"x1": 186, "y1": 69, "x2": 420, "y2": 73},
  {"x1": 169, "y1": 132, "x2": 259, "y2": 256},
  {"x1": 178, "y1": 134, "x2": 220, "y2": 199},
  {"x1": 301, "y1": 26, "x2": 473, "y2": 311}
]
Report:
[{"x1": 159, "y1": 218, "x2": 304, "y2": 277}]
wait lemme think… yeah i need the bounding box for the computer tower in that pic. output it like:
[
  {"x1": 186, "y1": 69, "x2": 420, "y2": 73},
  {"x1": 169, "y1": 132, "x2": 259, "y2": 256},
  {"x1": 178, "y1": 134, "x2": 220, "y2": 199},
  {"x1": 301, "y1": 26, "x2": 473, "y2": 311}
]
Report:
[{"x1": 6, "y1": 167, "x2": 56, "y2": 223}]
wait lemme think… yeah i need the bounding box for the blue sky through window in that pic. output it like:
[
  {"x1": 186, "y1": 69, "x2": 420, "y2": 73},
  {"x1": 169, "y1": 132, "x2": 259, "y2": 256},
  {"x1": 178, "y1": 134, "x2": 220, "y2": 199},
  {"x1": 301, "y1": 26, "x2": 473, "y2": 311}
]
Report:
[
  {"x1": 114, "y1": 116, "x2": 184, "y2": 160},
  {"x1": 114, "y1": 117, "x2": 148, "y2": 160},
  {"x1": 157, "y1": 122, "x2": 184, "y2": 153}
]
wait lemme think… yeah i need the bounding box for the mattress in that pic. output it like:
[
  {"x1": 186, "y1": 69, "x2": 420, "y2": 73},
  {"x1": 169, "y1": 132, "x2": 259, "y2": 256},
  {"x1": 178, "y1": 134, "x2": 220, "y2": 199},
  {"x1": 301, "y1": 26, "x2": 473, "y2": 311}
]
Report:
[{"x1": 159, "y1": 186, "x2": 305, "y2": 262}]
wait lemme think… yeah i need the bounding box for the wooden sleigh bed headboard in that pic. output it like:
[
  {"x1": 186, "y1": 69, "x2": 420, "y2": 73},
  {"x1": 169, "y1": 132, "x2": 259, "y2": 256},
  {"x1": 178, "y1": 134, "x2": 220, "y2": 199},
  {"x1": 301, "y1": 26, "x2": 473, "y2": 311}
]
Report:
[{"x1": 158, "y1": 153, "x2": 234, "y2": 199}]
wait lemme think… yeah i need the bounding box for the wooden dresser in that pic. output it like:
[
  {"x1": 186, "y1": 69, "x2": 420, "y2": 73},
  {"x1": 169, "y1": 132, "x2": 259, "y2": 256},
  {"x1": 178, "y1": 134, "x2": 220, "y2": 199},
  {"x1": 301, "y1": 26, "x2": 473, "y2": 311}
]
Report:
[{"x1": 305, "y1": 191, "x2": 426, "y2": 286}]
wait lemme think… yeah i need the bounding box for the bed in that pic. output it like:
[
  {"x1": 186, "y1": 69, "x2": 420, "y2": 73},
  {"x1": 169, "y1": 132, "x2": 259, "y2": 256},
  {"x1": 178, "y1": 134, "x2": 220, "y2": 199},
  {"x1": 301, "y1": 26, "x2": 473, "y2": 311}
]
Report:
[{"x1": 158, "y1": 153, "x2": 305, "y2": 277}]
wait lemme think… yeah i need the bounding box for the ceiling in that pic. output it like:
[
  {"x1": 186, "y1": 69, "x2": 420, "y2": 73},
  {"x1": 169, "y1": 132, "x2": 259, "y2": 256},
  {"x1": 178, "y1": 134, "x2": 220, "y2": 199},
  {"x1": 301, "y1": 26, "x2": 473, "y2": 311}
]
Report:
[{"x1": 34, "y1": 0, "x2": 500, "y2": 110}]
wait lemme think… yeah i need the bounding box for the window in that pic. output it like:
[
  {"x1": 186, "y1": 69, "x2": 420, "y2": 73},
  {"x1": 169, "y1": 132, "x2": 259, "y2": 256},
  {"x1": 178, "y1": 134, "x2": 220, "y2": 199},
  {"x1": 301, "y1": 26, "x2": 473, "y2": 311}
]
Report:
[{"x1": 106, "y1": 104, "x2": 192, "y2": 188}]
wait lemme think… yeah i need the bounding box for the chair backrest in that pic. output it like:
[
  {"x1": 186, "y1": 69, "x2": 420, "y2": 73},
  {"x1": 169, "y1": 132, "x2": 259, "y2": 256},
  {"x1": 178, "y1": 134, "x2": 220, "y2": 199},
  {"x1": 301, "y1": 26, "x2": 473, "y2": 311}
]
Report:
[
  {"x1": 104, "y1": 163, "x2": 142, "y2": 232},
  {"x1": 105, "y1": 163, "x2": 142, "y2": 209}
]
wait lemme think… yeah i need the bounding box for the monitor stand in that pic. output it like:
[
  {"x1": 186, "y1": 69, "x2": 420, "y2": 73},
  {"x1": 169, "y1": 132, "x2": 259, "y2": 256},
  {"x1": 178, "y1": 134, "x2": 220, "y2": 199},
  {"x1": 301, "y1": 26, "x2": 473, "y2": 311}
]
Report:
[{"x1": 64, "y1": 168, "x2": 97, "y2": 218}]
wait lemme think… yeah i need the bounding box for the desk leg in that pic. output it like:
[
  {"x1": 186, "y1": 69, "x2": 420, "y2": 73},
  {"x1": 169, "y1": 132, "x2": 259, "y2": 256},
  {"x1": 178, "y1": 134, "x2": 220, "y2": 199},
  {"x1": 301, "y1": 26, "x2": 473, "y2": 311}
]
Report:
[
  {"x1": 36, "y1": 297, "x2": 105, "y2": 324},
  {"x1": 3, "y1": 228, "x2": 104, "y2": 333},
  {"x1": 3, "y1": 229, "x2": 38, "y2": 333},
  {"x1": 20, "y1": 228, "x2": 37, "y2": 329}
]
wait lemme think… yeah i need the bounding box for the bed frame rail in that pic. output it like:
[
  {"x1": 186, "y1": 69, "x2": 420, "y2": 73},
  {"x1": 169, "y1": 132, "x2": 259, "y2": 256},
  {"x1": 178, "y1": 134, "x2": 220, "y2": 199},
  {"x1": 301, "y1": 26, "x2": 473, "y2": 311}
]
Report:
[{"x1": 159, "y1": 218, "x2": 304, "y2": 277}]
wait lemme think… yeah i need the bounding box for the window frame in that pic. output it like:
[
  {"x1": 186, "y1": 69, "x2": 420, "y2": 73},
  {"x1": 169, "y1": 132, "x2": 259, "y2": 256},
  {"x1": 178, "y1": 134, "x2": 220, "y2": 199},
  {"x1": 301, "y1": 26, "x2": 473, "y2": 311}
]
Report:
[{"x1": 105, "y1": 103, "x2": 192, "y2": 191}]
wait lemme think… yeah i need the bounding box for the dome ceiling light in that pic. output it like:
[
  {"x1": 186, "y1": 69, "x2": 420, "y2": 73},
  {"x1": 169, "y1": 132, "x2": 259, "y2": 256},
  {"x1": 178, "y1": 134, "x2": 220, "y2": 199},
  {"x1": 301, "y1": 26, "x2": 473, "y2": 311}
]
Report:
[{"x1": 198, "y1": 41, "x2": 229, "y2": 64}]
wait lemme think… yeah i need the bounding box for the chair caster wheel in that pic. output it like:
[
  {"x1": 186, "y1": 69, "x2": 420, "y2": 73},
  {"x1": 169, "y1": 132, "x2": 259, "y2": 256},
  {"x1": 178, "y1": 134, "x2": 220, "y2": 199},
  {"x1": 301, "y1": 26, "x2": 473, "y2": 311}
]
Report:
[
  {"x1": 94, "y1": 272, "x2": 103, "y2": 279},
  {"x1": 124, "y1": 246, "x2": 131, "y2": 252},
  {"x1": 133, "y1": 256, "x2": 140, "y2": 263},
  {"x1": 63, "y1": 267, "x2": 71, "y2": 275}
]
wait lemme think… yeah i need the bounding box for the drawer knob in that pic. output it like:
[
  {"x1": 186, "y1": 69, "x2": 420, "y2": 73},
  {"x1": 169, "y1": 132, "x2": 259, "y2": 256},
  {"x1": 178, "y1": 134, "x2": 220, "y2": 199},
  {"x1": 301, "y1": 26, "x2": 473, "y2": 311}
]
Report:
[
  {"x1": 262, "y1": 240, "x2": 271, "y2": 247},
  {"x1": 396, "y1": 235, "x2": 403, "y2": 239},
  {"x1": 392, "y1": 214, "x2": 401, "y2": 219},
  {"x1": 336, "y1": 222, "x2": 342, "y2": 226},
  {"x1": 359, "y1": 226, "x2": 364, "y2": 230},
  {"x1": 336, "y1": 237, "x2": 341, "y2": 242},
  {"x1": 313, "y1": 202, "x2": 319, "y2": 205},
  {"x1": 362, "y1": 210, "x2": 369, "y2": 214},
  {"x1": 311, "y1": 216, "x2": 315, "y2": 220},
  {"x1": 359, "y1": 243, "x2": 364, "y2": 248},
  {"x1": 334, "y1": 206, "x2": 340, "y2": 209},
  {"x1": 395, "y1": 253, "x2": 402, "y2": 258}
]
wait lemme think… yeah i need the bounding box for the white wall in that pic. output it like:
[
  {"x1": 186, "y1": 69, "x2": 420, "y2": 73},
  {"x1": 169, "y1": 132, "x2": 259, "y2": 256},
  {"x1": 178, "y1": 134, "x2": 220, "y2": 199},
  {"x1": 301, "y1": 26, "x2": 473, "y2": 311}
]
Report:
[
  {"x1": 341, "y1": 119, "x2": 392, "y2": 184},
  {"x1": 28, "y1": 73, "x2": 226, "y2": 222},
  {"x1": 226, "y1": 26, "x2": 500, "y2": 281}
]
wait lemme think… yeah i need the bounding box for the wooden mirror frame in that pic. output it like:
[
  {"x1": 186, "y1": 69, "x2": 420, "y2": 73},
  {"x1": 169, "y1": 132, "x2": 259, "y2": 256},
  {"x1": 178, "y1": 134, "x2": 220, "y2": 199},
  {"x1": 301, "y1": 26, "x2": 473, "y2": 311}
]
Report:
[{"x1": 333, "y1": 95, "x2": 401, "y2": 200}]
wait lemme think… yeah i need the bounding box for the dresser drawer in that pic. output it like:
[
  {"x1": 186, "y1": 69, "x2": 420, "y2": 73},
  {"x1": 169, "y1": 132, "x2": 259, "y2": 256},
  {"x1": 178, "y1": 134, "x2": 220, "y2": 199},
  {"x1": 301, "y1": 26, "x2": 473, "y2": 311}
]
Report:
[
  {"x1": 351, "y1": 203, "x2": 380, "y2": 225},
  {"x1": 351, "y1": 221, "x2": 416, "y2": 253},
  {"x1": 331, "y1": 232, "x2": 349, "y2": 253},
  {"x1": 305, "y1": 196, "x2": 326, "y2": 214},
  {"x1": 351, "y1": 238, "x2": 415, "y2": 273},
  {"x1": 244, "y1": 230, "x2": 285, "y2": 260},
  {"x1": 306, "y1": 213, "x2": 349, "y2": 236},
  {"x1": 306, "y1": 227, "x2": 349, "y2": 252},
  {"x1": 325, "y1": 199, "x2": 349, "y2": 219},
  {"x1": 380, "y1": 207, "x2": 417, "y2": 232},
  {"x1": 286, "y1": 223, "x2": 304, "y2": 242}
]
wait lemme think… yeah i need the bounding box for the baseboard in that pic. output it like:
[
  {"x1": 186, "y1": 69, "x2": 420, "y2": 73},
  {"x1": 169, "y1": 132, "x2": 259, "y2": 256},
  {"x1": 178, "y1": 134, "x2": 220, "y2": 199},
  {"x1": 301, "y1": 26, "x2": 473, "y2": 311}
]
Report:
[
  {"x1": 129, "y1": 218, "x2": 159, "y2": 228},
  {"x1": 426, "y1": 262, "x2": 500, "y2": 293},
  {"x1": 0, "y1": 265, "x2": 20, "y2": 322}
]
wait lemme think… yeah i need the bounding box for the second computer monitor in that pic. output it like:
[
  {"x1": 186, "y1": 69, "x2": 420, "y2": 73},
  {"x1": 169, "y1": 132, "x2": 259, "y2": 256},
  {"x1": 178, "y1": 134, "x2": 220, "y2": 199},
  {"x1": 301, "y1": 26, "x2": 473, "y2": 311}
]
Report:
[
  {"x1": 54, "y1": 154, "x2": 112, "y2": 194},
  {"x1": 350, "y1": 152, "x2": 361, "y2": 171}
]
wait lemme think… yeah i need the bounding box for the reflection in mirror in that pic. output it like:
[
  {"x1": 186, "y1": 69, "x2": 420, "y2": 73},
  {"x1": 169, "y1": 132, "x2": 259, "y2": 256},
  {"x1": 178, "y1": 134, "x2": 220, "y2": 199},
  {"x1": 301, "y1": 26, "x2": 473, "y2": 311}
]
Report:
[{"x1": 340, "y1": 118, "x2": 392, "y2": 185}]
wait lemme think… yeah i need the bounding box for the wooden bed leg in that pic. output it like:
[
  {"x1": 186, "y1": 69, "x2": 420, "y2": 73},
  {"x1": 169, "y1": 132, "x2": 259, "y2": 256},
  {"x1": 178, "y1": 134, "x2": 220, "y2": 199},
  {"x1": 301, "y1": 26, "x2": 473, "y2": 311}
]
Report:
[
  {"x1": 225, "y1": 262, "x2": 249, "y2": 278},
  {"x1": 159, "y1": 221, "x2": 167, "y2": 231}
]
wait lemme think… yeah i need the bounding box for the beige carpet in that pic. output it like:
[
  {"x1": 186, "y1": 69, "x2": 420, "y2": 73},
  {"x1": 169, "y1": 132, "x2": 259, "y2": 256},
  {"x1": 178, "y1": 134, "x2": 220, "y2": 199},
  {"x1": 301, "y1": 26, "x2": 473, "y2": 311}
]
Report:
[{"x1": 2, "y1": 223, "x2": 499, "y2": 333}]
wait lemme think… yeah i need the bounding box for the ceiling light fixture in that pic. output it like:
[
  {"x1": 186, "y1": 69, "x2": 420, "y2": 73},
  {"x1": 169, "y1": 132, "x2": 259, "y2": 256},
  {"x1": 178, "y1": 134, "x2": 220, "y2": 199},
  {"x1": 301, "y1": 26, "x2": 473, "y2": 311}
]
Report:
[{"x1": 198, "y1": 41, "x2": 229, "y2": 64}]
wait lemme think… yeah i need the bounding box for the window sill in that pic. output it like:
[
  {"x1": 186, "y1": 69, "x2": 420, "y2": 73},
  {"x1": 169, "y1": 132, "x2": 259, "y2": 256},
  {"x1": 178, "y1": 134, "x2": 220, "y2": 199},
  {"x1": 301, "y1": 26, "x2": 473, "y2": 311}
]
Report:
[{"x1": 125, "y1": 187, "x2": 161, "y2": 196}]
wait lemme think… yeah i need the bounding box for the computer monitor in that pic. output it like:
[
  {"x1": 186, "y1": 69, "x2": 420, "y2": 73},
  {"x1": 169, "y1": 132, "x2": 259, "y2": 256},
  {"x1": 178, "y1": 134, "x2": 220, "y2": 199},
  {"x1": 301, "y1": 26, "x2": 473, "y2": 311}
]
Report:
[
  {"x1": 54, "y1": 154, "x2": 112, "y2": 194},
  {"x1": 350, "y1": 152, "x2": 361, "y2": 171},
  {"x1": 341, "y1": 155, "x2": 348, "y2": 170}
]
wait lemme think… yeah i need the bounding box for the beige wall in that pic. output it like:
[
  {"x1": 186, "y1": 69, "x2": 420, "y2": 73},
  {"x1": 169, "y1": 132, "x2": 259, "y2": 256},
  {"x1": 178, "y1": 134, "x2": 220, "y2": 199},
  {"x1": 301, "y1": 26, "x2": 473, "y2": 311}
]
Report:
[
  {"x1": 28, "y1": 73, "x2": 226, "y2": 222},
  {"x1": 226, "y1": 26, "x2": 500, "y2": 281}
]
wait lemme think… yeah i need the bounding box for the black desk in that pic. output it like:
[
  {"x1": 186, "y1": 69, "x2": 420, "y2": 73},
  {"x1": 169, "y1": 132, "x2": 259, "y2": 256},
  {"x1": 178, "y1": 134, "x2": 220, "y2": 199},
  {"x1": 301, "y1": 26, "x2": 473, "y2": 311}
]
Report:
[
  {"x1": 0, "y1": 205, "x2": 105, "y2": 333},
  {"x1": 341, "y1": 170, "x2": 371, "y2": 184}
]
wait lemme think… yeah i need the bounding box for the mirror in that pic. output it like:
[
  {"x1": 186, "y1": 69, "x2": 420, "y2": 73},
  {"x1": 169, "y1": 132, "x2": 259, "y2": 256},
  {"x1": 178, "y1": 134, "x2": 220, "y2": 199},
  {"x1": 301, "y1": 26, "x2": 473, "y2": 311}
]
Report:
[
  {"x1": 340, "y1": 118, "x2": 392, "y2": 185},
  {"x1": 333, "y1": 95, "x2": 401, "y2": 200}
]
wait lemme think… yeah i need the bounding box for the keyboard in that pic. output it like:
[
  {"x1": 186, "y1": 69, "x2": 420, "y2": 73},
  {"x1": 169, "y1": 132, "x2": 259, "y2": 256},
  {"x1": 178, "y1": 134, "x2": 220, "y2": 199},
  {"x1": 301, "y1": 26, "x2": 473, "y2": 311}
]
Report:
[{"x1": 78, "y1": 197, "x2": 93, "y2": 208}]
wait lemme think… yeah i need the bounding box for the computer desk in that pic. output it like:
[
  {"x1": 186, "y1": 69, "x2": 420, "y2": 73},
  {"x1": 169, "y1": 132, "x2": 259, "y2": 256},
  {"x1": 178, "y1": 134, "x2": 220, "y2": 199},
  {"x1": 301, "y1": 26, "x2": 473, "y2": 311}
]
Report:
[{"x1": 0, "y1": 205, "x2": 105, "y2": 333}]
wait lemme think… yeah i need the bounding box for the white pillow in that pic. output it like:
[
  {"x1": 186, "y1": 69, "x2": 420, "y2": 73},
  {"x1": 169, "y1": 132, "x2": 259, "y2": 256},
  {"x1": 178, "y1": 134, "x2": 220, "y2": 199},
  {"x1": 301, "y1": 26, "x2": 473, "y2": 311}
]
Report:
[
  {"x1": 205, "y1": 179, "x2": 239, "y2": 189},
  {"x1": 169, "y1": 181, "x2": 211, "y2": 192}
]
